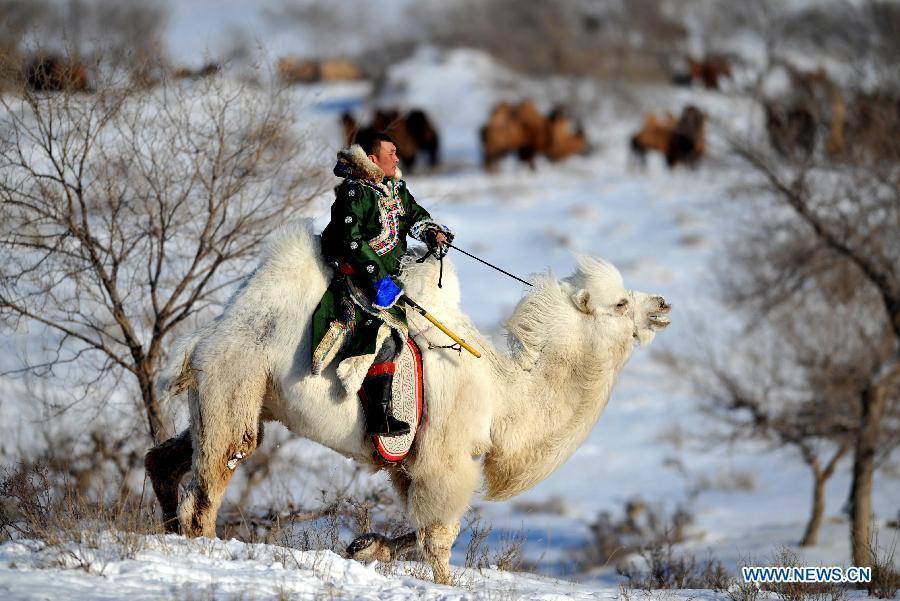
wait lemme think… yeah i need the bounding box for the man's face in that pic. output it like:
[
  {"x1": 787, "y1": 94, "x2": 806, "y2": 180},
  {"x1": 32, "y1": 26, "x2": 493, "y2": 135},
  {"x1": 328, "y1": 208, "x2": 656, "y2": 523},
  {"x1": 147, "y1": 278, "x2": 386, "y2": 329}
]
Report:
[{"x1": 368, "y1": 141, "x2": 399, "y2": 178}]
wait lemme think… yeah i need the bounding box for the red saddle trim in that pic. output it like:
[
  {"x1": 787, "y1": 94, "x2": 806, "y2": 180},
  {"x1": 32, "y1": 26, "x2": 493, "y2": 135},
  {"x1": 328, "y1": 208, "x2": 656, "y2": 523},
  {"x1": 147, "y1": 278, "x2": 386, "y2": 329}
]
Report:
[
  {"x1": 361, "y1": 336, "x2": 424, "y2": 463},
  {"x1": 366, "y1": 361, "x2": 396, "y2": 377}
]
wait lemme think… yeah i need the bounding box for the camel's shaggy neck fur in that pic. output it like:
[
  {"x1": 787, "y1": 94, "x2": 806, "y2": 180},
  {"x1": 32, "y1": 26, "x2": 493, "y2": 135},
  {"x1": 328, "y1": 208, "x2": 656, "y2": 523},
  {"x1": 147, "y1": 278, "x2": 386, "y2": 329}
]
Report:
[
  {"x1": 401, "y1": 246, "x2": 639, "y2": 500},
  {"x1": 480, "y1": 264, "x2": 636, "y2": 499}
]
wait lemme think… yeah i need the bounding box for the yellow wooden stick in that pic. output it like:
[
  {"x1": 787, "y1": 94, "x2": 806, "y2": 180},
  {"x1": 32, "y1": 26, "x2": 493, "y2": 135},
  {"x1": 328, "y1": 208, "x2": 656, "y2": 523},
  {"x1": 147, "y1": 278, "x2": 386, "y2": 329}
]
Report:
[{"x1": 401, "y1": 296, "x2": 482, "y2": 358}]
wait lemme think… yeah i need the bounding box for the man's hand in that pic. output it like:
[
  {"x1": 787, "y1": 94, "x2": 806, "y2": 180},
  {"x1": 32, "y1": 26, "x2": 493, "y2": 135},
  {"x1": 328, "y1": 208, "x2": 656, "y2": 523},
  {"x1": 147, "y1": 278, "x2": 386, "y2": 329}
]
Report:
[{"x1": 424, "y1": 226, "x2": 453, "y2": 259}]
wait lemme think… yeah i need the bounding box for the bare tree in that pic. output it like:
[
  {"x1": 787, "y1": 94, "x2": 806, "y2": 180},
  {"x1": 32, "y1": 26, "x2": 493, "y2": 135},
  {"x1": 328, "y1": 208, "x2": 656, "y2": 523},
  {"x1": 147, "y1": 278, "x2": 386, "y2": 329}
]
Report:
[
  {"x1": 415, "y1": 0, "x2": 683, "y2": 79},
  {"x1": 709, "y1": 38, "x2": 899, "y2": 562},
  {"x1": 0, "y1": 62, "x2": 326, "y2": 444},
  {"x1": 0, "y1": 1, "x2": 51, "y2": 50},
  {"x1": 667, "y1": 110, "x2": 900, "y2": 551},
  {"x1": 726, "y1": 132, "x2": 900, "y2": 566},
  {"x1": 75, "y1": 0, "x2": 169, "y2": 85},
  {"x1": 656, "y1": 2, "x2": 900, "y2": 563},
  {"x1": 262, "y1": 1, "x2": 392, "y2": 67},
  {"x1": 661, "y1": 300, "x2": 887, "y2": 546},
  {"x1": 658, "y1": 0, "x2": 900, "y2": 566}
]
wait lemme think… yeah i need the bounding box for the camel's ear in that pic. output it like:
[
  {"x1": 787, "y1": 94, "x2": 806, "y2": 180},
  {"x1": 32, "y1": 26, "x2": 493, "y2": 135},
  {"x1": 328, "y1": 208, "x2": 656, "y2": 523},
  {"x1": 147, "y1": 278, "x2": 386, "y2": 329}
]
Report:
[{"x1": 571, "y1": 289, "x2": 592, "y2": 314}]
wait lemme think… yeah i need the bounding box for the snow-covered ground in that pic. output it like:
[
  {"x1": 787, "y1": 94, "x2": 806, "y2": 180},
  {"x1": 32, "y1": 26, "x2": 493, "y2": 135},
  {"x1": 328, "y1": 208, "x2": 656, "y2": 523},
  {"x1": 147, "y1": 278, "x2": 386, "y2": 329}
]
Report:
[
  {"x1": 1, "y1": 40, "x2": 899, "y2": 599},
  {"x1": 0, "y1": 535, "x2": 736, "y2": 600}
]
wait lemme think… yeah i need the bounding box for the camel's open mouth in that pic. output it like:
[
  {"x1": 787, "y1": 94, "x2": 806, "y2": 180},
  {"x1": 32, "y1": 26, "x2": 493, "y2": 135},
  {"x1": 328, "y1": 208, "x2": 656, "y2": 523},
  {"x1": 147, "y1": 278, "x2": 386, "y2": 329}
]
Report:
[
  {"x1": 648, "y1": 313, "x2": 671, "y2": 328},
  {"x1": 648, "y1": 298, "x2": 671, "y2": 329}
]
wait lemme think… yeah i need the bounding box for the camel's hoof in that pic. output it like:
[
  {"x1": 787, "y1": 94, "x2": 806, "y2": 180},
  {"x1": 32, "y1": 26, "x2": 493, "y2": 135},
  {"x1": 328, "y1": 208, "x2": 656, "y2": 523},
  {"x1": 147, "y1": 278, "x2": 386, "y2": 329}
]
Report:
[{"x1": 347, "y1": 532, "x2": 393, "y2": 562}]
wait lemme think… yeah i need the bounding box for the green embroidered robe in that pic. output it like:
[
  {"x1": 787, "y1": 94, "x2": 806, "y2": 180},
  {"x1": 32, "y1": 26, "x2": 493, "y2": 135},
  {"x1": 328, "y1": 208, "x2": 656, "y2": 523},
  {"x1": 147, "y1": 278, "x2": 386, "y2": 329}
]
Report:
[{"x1": 311, "y1": 146, "x2": 446, "y2": 367}]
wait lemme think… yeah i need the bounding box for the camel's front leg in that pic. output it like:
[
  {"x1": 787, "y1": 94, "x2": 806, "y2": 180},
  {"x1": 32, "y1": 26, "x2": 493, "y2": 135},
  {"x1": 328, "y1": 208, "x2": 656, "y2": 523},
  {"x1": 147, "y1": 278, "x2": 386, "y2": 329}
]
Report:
[
  {"x1": 347, "y1": 526, "x2": 459, "y2": 584},
  {"x1": 419, "y1": 521, "x2": 461, "y2": 585},
  {"x1": 407, "y1": 453, "x2": 479, "y2": 584},
  {"x1": 347, "y1": 521, "x2": 460, "y2": 584}
]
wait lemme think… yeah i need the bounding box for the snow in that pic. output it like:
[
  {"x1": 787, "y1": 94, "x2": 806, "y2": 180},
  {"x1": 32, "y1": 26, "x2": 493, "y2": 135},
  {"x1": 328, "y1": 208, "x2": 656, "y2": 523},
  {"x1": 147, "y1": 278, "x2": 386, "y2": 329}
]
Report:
[
  {"x1": 3, "y1": 9, "x2": 900, "y2": 599},
  {"x1": 0, "y1": 535, "x2": 724, "y2": 600}
]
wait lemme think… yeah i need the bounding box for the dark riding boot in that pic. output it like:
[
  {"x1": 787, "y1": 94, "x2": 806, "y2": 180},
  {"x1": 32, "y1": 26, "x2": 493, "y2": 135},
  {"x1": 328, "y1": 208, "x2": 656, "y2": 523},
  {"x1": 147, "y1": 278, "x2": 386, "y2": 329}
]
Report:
[{"x1": 362, "y1": 371, "x2": 410, "y2": 437}]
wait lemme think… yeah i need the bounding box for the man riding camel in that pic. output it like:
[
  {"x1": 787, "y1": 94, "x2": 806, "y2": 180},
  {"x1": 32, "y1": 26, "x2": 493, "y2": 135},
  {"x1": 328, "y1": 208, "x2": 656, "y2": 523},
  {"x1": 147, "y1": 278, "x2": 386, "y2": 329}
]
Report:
[{"x1": 312, "y1": 131, "x2": 453, "y2": 437}]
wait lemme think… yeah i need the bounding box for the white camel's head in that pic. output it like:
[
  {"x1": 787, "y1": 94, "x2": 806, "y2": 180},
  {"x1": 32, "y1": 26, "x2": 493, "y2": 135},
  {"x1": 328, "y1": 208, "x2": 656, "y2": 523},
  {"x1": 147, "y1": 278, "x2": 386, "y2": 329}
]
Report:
[
  {"x1": 506, "y1": 256, "x2": 671, "y2": 367},
  {"x1": 566, "y1": 255, "x2": 671, "y2": 348}
]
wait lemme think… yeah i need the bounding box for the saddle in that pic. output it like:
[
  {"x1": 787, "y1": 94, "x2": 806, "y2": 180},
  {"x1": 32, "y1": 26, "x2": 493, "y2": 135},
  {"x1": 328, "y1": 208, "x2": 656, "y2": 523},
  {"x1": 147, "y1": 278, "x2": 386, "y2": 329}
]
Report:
[{"x1": 358, "y1": 335, "x2": 424, "y2": 462}]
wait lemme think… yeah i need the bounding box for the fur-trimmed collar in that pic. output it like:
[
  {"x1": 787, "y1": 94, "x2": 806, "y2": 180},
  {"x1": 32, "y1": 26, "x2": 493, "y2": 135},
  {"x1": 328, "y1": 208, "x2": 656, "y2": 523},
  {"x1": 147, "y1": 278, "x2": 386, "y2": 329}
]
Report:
[{"x1": 333, "y1": 144, "x2": 403, "y2": 184}]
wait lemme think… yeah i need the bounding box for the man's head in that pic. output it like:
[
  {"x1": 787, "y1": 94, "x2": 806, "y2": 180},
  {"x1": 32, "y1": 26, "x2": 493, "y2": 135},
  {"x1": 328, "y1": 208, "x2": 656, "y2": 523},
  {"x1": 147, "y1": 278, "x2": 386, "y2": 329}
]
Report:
[{"x1": 358, "y1": 131, "x2": 399, "y2": 178}]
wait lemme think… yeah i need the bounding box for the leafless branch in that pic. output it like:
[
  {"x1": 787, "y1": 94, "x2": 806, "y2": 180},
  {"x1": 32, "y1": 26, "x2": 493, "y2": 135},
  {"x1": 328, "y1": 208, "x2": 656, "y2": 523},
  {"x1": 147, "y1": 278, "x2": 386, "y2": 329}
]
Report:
[{"x1": 1, "y1": 55, "x2": 327, "y2": 444}]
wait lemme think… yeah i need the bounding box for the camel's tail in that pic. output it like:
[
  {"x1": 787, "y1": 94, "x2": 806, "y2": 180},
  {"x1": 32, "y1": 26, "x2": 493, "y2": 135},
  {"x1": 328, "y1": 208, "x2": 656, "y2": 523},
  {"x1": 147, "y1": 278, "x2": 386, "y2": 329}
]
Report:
[{"x1": 156, "y1": 329, "x2": 204, "y2": 403}]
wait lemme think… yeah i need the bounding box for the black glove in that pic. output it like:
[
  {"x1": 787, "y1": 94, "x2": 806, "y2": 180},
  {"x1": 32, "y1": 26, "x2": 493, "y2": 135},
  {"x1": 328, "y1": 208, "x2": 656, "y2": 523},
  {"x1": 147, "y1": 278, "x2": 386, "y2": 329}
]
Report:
[{"x1": 425, "y1": 226, "x2": 454, "y2": 259}]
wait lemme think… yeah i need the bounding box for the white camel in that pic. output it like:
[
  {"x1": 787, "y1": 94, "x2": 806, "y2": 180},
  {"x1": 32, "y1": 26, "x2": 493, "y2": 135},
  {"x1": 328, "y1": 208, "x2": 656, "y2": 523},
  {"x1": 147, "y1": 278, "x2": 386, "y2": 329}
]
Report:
[{"x1": 145, "y1": 221, "x2": 671, "y2": 584}]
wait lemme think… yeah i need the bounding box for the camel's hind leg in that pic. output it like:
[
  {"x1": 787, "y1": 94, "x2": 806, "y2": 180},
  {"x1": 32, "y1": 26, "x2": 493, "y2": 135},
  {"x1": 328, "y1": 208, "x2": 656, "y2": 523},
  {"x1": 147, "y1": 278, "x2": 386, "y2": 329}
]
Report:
[
  {"x1": 178, "y1": 375, "x2": 268, "y2": 538},
  {"x1": 145, "y1": 429, "x2": 193, "y2": 532}
]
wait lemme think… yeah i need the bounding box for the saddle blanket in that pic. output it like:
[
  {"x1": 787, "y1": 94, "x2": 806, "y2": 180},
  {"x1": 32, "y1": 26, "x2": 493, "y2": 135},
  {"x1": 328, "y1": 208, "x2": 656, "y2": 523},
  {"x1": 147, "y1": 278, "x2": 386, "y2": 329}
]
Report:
[{"x1": 358, "y1": 336, "x2": 423, "y2": 462}]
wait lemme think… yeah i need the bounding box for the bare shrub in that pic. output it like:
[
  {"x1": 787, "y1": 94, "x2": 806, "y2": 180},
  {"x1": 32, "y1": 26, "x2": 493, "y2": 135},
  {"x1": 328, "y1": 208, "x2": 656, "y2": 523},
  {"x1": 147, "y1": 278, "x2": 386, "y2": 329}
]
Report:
[
  {"x1": 867, "y1": 537, "x2": 899, "y2": 599},
  {"x1": 754, "y1": 548, "x2": 847, "y2": 601},
  {"x1": 726, "y1": 575, "x2": 762, "y2": 601},
  {"x1": 0, "y1": 1, "x2": 52, "y2": 52},
  {"x1": 0, "y1": 57, "x2": 325, "y2": 446},
  {"x1": 0, "y1": 462, "x2": 55, "y2": 542},
  {"x1": 0, "y1": 0, "x2": 169, "y2": 86},
  {"x1": 511, "y1": 495, "x2": 569, "y2": 516},
  {"x1": 1, "y1": 459, "x2": 424, "y2": 585},
  {"x1": 460, "y1": 511, "x2": 525, "y2": 573},
  {"x1": 0, "y1": 461, "x2": 161, "y2": 563},
  {"x1": 690, "y1": 469, "x2": 757, "y2": 496},
  {"x1": 574, "y1": 498, "x2": 695, "y2": 573},
  {"x1": 618, "y1": 539, "x2": 729, "y2": 591},
  {"x1": 84, "y1": 0, "x2": 168, "y2": 83},
  {"x1": 217, "y1": 470, "x2": 411, "y2": 564}
]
